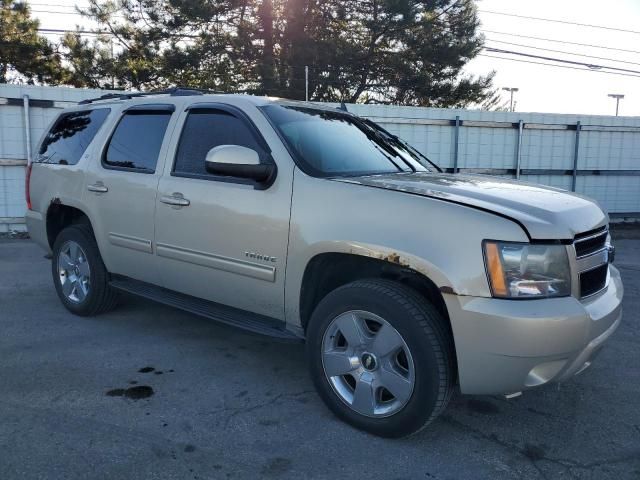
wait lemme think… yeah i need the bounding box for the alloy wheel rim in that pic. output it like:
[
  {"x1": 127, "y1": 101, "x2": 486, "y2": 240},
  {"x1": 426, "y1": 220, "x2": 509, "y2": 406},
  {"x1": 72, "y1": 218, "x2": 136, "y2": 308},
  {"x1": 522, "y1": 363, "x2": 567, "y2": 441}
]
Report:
[
  {"x1": 321, "y1": 310, "x2": 415, "y2": 418},
  {"x1": 57, "y1": 240, "x2": 91, "y2": 303}
]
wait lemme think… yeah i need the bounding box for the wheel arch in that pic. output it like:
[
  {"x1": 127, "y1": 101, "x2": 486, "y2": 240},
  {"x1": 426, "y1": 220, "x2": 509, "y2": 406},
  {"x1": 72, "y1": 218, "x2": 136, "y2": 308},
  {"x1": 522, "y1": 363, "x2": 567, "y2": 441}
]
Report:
[
  {"x1": 46, "y1": 201, "x2": 95, "y2": 249},
  {"x1": 299, "y1": 251, "x2": 454, "y2": 340}
]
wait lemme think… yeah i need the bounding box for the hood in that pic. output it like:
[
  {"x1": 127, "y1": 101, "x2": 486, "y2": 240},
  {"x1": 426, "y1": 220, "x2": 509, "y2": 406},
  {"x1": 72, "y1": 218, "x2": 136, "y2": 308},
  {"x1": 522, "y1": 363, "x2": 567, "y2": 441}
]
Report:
[{"x1": 334, "y1": 172, "x2": 607, "y2": 240}]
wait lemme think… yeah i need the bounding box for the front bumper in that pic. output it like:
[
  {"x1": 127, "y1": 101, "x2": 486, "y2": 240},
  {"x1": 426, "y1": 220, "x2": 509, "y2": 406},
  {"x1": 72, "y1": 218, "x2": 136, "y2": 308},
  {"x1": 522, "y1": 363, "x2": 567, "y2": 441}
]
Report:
[{"x1": 444, "y1": 265, "x2": 623, "y2": 395}]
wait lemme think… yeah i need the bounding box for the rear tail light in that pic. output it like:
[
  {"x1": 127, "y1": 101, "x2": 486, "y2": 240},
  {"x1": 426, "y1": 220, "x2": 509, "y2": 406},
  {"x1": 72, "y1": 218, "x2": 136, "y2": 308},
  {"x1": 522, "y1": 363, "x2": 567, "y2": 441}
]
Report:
[{"x1": 25, "y1": 163, "x2": 33, "y2": 210}]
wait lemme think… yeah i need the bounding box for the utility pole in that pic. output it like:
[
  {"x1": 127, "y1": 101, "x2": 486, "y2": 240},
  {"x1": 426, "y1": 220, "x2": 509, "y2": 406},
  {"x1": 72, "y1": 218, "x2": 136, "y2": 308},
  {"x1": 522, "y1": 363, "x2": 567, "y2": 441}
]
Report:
[
  {"x1": 607, "y1": 94, "x2": 624, "y2": 116},
  {"x1": 502, "y1": 87, "x2": 519, "y2": 112},
  {"x1": 305, "y1": 66, "x2": 309, "y2": 102}
]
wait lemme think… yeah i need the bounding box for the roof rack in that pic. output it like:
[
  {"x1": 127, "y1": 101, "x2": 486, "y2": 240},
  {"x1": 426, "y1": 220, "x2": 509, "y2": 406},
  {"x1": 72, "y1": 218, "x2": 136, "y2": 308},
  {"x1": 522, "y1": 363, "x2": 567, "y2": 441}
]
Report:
[{"x1": 78, "y1": 86, "x2": 226, "y2": 105}]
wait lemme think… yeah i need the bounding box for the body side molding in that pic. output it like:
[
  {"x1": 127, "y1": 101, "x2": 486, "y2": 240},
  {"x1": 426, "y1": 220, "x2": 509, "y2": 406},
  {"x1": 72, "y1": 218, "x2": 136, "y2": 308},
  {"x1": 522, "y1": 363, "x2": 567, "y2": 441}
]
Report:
[{"x1": 156, "y1": 242, "x2": 276, "y2": 282}]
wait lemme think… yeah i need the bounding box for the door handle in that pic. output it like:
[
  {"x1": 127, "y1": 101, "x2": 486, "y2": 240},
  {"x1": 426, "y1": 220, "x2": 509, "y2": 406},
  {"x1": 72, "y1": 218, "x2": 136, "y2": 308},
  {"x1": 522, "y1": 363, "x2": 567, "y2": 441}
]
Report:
[
  {"x1": 160, "y1": 193, "x2": 190, "y2": 207},
  {"x1": 87, "y1": 182, "x2": 108, "y2": 193}
]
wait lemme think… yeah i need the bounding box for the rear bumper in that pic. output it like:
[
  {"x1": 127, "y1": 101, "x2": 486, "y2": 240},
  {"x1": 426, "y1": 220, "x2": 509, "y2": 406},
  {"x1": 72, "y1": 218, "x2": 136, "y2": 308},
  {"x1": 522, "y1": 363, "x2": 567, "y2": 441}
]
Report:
[
  {"x1": 444, "y1": 265, "x2": 623, "y2": 395},
  {"x1": 25, "y1": 209, "x2": 51, "y2": 253}
]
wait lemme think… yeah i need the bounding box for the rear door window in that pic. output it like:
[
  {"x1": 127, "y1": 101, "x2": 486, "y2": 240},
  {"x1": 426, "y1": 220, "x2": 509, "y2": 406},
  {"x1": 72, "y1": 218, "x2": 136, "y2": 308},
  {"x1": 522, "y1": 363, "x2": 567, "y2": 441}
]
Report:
[
  {"x1": 37, "y1": 108, "x2": 110, "y2": 165},
  {"x1": 103, "y1": 111, "x2": 172, "y2": 173}
]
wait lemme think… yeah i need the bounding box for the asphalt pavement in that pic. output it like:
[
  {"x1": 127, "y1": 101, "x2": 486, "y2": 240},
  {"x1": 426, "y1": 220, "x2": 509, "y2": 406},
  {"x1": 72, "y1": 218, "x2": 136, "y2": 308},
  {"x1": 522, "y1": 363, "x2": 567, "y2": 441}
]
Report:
[{"x1": 1, "y1": 236, "x2": 639, "y2": 480}]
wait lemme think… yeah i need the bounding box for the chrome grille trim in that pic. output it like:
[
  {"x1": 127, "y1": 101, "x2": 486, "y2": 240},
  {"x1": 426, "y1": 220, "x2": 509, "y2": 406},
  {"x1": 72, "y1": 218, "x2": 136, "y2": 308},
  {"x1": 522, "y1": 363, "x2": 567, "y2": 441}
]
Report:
[
  {"x1": 575, "y1": 247, "x2": 609, "y2": 272},
  {"x1": 574, "y1": 225, "x2": 607, "y2": 241},
  {"x1": 574, "y1": 227, "x2": 608, "y2": 259}
]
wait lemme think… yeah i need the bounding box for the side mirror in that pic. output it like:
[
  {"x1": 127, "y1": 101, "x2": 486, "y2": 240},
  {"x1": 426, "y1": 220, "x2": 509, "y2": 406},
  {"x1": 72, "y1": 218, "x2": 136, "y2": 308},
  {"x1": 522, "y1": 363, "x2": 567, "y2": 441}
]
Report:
[{"x1": 205, "y1": 145, "x2": 276, "y2": 184}]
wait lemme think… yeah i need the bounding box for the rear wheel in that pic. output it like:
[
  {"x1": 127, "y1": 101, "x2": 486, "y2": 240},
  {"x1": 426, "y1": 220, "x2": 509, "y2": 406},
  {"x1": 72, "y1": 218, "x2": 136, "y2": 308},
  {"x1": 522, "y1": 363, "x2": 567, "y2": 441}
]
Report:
[
  {"x1": 52, "y1": 224, "x2": 118, "y2": 316},
  {"x1": 306, "y1": 279, "x2": 455, "y2": 438}
]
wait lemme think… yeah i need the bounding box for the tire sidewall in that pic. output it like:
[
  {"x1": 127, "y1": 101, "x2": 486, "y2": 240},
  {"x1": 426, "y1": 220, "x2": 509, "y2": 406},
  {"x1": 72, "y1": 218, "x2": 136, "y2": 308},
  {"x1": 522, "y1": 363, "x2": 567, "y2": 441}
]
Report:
[
  {"x1": 52, "y1": 226, "x2": 103, "y2": 315},
  {"x1": 306, "y1": 282, "x2": 447, "y2": 438}
]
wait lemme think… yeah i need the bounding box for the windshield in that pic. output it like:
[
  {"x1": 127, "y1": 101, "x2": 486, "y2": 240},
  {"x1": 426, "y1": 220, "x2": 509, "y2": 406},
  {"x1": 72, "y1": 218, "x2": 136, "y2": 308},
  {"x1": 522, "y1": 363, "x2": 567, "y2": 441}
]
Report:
[{"x1": 261, "y1": 104, "x2": 436, "y2": 177}]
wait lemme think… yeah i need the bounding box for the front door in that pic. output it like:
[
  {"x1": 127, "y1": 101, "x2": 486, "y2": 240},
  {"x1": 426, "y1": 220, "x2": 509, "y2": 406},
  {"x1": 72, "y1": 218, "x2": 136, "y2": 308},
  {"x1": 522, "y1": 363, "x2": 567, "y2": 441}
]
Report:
[
  {"x1": 154, "y1": 104, "x2": 293, "y2": 320},
  {"x1": 83, "y1": 105, "x2": 176, "y2": 284}
]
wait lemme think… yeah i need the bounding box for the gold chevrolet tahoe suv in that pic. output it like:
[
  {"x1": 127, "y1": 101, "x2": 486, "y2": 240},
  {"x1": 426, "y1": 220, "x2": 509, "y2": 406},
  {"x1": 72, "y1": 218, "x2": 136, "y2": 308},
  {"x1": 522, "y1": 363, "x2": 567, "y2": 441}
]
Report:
[{"x1": 25, "y1": 89, "x2": 623, "y2": 437}]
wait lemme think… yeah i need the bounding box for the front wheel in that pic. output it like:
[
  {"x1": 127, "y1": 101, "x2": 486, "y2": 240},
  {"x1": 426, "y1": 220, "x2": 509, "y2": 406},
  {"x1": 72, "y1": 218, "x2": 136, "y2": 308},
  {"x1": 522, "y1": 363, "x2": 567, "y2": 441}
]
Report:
[
  {"x1": 51, "y1": 224, "x2": 118, "y2": 316},
  {"x1": 306, "y1": 279, "x2": 455, "y2": 438}
]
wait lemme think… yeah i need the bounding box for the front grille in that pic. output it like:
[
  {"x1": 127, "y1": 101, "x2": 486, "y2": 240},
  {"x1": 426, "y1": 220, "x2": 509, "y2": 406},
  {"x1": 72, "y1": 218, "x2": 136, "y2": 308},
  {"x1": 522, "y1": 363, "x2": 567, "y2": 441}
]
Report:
[
  {"x1": 579, "y1": 264, "x2": 608, "y2": 297},
  {"x1": 574, "y1": 227, "x2": 608, "y2": 258},
  {"x1": 573, "y1": 225, "x2": 609, "y2": 298}
]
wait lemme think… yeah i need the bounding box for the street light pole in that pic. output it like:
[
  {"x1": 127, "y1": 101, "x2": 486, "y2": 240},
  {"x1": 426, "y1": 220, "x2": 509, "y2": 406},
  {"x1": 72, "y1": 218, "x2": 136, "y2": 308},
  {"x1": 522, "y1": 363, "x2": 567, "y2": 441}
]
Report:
[
  {"x1": 502, "y1": 87, "x2": 519, "y2": 112},
  {"x1": 607, "y1": 94, "x2": 624, "y2": 116}
]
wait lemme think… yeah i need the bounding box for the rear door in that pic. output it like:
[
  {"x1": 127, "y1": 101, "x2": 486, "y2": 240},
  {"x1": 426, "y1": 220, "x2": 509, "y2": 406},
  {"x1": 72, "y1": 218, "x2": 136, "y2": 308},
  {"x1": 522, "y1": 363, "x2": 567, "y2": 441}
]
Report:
[
  {"x1": 154, "y1": 103, "x2": 293, "y2": 320},
  {"x1": 82, "y1": 104, "x2": 177, "y2": 284}
]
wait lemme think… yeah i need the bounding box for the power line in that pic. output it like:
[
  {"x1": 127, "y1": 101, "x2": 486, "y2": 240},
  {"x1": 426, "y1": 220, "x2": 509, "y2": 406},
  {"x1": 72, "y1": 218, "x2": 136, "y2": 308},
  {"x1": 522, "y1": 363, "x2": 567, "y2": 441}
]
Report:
[
  {"x1": 25, "y1": 2, "x2": 86, "y2": 8},
  {"x1": 479, "y1": 10, "x2": 640, "y2": 35},
  {"x1": 38, "y1": 27, "x2": 109, "y2": 35},
  {"x1": 30, "y1": 9, "x2": 87, "y2": 14},
  {"x1": 478, "y1": 54, "x2": 640, "y2": 78},
  {"x1": 485, "y1": 47, "x2": 640, "y2": 75},
  {"x1": 482, "y1": 29, "x2": 640, "y2": 55},
  {"x1": 30, "y1": 8, "x2": 125, "y2": 17},
  {"x1": 485, "y1": 39, "x2": 640, "y2": 67},
  {"x1": 37, "y1": 27, "x2": 200, "y2": 39}
]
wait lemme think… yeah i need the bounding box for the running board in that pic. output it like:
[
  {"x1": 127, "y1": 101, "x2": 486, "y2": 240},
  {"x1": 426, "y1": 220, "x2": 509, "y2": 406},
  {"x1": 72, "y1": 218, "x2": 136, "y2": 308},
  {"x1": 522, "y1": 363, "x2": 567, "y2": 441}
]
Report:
[{"x1": 109, "y1": 277, "x2": 303, "y2": 343}]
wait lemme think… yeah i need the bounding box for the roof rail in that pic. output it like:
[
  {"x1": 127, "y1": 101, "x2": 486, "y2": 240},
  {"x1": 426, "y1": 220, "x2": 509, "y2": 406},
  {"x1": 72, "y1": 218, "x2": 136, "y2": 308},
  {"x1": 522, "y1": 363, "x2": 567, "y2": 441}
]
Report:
[
  {"x1": 78, "y1": 86, "x2": 227, "y2": 105},
  {"x1": 165, "y1": 87, "x2": 226, "y2": 96},
  {"x1": 78, "y1": 93, "x2": 134, "y2": 105}
]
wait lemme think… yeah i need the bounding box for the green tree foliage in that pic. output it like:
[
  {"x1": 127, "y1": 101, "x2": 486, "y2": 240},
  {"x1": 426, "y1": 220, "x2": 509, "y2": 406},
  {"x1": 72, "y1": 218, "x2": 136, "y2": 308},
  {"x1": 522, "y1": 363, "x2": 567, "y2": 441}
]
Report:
[
  {"x1": 61, "y1": 32, "x2": 116, "y2": 88},
  {"x1": 0, "y1": 0, "x2": 68, "y2": 83},
  {"x1": 69, "y1": 0, "x2": 493, "y2": 106}
]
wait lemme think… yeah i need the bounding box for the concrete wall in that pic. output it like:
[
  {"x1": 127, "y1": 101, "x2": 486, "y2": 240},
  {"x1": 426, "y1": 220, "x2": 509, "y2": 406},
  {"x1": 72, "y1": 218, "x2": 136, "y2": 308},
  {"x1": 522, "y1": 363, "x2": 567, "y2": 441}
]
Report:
[{"x1": 1, "y1": 85, "x2": 639, "y2": 232}]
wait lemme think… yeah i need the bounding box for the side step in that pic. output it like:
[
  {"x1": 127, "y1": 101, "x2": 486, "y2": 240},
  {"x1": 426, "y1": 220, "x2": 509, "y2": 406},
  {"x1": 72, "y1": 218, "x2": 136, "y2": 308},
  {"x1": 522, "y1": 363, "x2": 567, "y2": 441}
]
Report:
[{"x1": 109, "y1": 277, "x2": 303, "y2": 343}]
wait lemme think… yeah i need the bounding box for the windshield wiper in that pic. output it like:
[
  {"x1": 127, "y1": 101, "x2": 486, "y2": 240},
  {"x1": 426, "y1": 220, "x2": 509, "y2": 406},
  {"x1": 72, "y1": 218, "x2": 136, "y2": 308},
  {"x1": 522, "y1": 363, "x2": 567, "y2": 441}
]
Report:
[
  {"x1": 350, "y1": 118, "x2": 412, "y2": 172},
  {"x1": 361, "y1": 119, "x2": 442, "y2": 173}
]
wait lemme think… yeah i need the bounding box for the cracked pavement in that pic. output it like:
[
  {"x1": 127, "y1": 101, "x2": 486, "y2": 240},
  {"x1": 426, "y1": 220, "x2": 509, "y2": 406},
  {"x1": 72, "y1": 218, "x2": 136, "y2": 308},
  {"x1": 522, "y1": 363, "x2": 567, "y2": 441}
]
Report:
[{"x1": 1, "y1": 236, "x2": 639, "y2": 479}]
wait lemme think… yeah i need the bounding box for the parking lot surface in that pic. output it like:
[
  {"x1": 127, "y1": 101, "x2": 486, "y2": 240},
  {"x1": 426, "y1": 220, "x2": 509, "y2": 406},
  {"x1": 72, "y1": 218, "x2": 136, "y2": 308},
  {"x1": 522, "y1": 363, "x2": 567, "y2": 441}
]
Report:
[{"x1": 1, "y1": 237, "x2": 639, "y2": 480}]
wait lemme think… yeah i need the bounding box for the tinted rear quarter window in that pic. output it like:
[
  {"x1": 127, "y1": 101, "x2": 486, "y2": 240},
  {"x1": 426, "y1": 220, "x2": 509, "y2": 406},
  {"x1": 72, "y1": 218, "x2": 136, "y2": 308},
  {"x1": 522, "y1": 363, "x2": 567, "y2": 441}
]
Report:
[
  {"x1": 104, "y1": 111, "x2": 172, "y2": 172},
  {"x1": 37, "y1": 109, "x2": 110, "y2": 165},
  {"x1": 173, "y1": 109, "x2": 264, "y2": 177}
]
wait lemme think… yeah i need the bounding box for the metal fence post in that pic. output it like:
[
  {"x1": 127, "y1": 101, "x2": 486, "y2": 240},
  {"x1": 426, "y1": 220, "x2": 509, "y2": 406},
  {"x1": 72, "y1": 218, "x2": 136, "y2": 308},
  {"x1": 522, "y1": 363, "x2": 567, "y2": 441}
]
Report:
[
  {"x1": 305, "y1": 66, "x2": 309, "y2": 102},
  {"x1": 515, "y1": 120, "x2": 523, "y2": 179},
  {"x1": 571, "y1": 121, "x2": 581, "y2": 192},
  {"x1": 453, "y1": 115, "x2": 460, "y2": 173},
  {"x1": 23, "y1": 95, "x2": 32, "y2": 165}
]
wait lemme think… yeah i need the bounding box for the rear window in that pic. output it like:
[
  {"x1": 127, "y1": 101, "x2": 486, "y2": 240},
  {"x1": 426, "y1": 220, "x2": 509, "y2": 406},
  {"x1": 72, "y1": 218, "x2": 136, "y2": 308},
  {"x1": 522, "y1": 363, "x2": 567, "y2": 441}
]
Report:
[{"x1": 36, "y1": 109, "x2": 110, "y2": 165}]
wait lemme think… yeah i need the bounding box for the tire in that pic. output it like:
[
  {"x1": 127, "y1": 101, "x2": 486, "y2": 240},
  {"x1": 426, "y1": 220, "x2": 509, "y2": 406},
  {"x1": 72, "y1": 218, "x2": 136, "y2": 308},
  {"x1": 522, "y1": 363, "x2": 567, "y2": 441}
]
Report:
[
  {"x1": 51, "y1": 224, "x2": 118, "y2": 316},
  {"x1": 306, "y1": 279, "x2": 455, "y2": 438}
]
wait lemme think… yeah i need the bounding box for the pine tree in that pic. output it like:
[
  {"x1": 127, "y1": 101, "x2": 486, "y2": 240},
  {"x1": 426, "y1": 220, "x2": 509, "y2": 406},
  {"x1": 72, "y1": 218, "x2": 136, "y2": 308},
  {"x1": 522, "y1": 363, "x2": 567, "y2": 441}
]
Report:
[
  {"x1": 0, "y1": 0, "x2": 68, "y2": 84},
  {"x1": 66, "y1": 0, "x2": 493, "y2": 107}
]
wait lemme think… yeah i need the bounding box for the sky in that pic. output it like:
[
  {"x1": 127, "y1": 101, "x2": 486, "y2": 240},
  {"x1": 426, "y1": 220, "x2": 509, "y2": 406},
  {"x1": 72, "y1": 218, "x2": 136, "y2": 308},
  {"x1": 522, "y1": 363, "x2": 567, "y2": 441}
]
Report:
[
  {"x1": 466, "y1": 0, "x2": 640, "y2": 116},
  {"x1": 27, "y1": 0, "x2": 640, "y2": 117}
]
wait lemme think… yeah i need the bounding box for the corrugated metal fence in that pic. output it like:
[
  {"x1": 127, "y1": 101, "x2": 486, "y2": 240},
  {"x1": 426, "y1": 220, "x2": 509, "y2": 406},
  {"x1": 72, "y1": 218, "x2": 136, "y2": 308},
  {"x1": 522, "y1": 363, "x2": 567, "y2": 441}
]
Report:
[
  {"x1": 1, "y1": 85, "x2": 117, "y2": 232},
  {"x1": 348, "y1": 104, "x2": 640, "y2": 215},
  {"x1": 1, "y1": 85, "x2": 639, "y2": 232}
]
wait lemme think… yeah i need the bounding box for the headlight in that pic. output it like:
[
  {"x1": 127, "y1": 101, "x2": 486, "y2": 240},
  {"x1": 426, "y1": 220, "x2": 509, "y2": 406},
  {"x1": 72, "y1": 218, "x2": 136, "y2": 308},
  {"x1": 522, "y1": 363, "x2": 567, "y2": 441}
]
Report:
[{"x1": 483, "y1": 241, "x2": 571, "y2": 298}]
